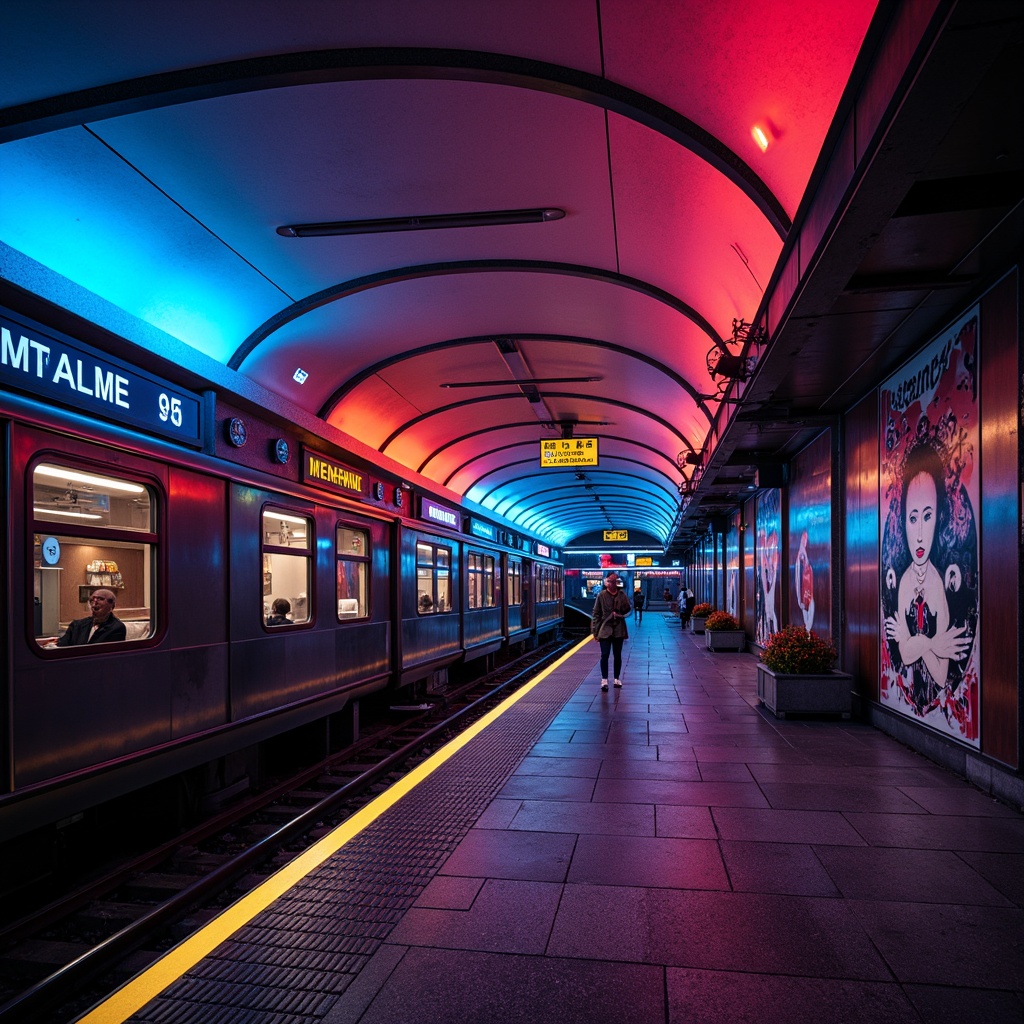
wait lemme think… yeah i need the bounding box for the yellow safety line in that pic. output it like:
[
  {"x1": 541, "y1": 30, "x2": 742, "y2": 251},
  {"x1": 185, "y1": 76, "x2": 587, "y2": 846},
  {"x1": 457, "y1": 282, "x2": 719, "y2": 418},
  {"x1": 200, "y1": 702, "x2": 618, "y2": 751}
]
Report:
[{"x1": 78, "y1": 636, "x2": 591, "y2": 1023}]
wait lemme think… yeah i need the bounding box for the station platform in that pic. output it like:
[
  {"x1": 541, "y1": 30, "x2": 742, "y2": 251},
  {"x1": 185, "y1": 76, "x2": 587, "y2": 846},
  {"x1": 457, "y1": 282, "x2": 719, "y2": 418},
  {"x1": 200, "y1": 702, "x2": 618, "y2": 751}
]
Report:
[{"x1": 88, "y1": 613, "x2": 1024, "y2": 1024}]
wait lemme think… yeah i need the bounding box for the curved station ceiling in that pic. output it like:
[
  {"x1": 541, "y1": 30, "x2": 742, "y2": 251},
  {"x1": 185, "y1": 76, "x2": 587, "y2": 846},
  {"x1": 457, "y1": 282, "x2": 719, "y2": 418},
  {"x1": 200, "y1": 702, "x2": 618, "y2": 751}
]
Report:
[{"x1": 3, "y1": 1, "x2": 1019, "y2": 554}]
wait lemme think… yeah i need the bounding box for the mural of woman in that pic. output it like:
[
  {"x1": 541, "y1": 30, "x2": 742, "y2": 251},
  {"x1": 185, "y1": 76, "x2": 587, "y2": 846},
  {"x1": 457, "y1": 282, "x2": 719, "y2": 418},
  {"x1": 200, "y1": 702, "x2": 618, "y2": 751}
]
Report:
[
  {"x1": 883, "y1": 438, "x2": 973, "y2": 713},
  {"x1": 795, "y1": 530, "x2": 814, "y2": 631},
  {"x1": 762, "y1": 530, "x2": 779, "y2": 635},
  {"x1": 755, "y1": 488, "x2": 781, "y2": 646}
]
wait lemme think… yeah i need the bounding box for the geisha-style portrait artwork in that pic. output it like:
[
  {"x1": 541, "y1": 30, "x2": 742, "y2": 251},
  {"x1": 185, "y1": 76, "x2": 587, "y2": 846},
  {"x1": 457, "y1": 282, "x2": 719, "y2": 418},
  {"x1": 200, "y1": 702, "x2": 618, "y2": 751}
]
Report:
[
  {"x1": 755, "y1": 488, "x2": 781, "y2": 647},
  {"x1": 880, "y1": 307, "x2": 979, "y2": 745}
]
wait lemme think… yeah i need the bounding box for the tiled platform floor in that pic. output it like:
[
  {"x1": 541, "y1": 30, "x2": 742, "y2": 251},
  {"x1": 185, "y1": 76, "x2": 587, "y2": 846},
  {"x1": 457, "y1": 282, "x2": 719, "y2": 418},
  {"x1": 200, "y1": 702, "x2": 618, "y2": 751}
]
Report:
[
  {"x1": 328, "y1": 614, "x2": 1024, "y2": 1024},
  {"x1": 122, "y1": 614, "x2": 1024, "y2": 1024}
]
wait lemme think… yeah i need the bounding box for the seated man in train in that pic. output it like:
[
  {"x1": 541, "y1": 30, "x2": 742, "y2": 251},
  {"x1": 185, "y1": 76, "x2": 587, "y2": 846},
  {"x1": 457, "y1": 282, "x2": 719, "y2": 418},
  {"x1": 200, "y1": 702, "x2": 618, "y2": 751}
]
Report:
[
  {"x1": 55, "y1": 588, "x2": 127, "y2": 646},
  {"x1": 266, "y1": 597, "x2": 293, "y2": 626}
]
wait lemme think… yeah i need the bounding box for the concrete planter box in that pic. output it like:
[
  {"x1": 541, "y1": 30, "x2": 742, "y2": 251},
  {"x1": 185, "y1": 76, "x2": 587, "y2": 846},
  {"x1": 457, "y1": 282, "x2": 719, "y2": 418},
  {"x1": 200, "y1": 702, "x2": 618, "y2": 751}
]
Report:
[
  {"x1": 705, "y1": 629, "x2": 745, "y2": 652},
  {"x1": 757, "y1": 664, "x2": 853, "y2": 719},
  {"x1": 689, "y1": 616, "x2": 707, "y2": 634}
]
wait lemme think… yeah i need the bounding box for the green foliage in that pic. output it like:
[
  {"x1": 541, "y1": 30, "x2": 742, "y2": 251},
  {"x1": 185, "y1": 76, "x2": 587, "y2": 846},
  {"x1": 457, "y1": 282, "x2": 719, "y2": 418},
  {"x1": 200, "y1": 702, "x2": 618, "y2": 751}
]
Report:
[
  {"x1": 704, "y1": 610, "x2": 740, "y2": 631},
  {"x1": 760, "y1": 625, "x2": 837, "y2": 674}
]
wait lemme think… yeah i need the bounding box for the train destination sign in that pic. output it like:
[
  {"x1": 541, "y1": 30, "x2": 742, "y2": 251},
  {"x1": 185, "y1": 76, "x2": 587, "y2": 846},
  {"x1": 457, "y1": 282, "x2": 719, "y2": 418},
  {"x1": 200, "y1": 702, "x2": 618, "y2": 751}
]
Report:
[
  {"x1": 0, "y1": 308, "x2": 203, "y2": 447},
  {"x1": 469, "y1": 518, "x2": 497, "y2": 541},
  {"x1": 302, "y1": 449, "x2": 367, "y2": 496},
  {"x1": 420, "y1": 497, "x2": 463, "y2": 532},
  {"x1": 540, "y1": 437, "x2": 598, "y2": 467}
]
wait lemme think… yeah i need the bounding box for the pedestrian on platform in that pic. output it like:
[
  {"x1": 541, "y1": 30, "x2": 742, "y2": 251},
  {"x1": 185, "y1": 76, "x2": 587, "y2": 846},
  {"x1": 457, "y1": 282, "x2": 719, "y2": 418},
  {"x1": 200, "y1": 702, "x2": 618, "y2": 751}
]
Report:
[
  {"x1": 592, "y1": 572, "x2": 630, "y2": 691},
  {"x1": 633, "y1": 589, "x2": 645, "y2": 624}
]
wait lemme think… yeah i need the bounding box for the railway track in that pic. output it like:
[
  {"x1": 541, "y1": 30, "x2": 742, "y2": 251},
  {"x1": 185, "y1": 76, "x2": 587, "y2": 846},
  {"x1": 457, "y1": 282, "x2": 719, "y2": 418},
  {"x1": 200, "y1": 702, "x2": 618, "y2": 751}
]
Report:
[{"x1": 0, "y1": 637, "x2": 578, "y2": 1024}]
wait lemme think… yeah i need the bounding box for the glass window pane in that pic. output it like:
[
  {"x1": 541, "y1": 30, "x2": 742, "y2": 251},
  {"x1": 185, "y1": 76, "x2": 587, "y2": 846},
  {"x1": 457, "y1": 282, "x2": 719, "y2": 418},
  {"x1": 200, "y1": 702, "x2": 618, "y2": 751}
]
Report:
[
  {"x1": 337, "y1": 525, "x2": 369, "y2": 620},
  {"x1": 34, "y1": 463, "x2": 152, "y2": 532},
  {"x1": 33, "y1": 461, "x2": 156, "y2": 648},
  {"x1": 262, "y1": 510, "x2": 311, "y2": 549},
  {"x1": 263, "y1": 552, "x2": 310, "y2": 624},
  {"x1": 337, "y1": 560, "x2": 366, "y2": 618}
]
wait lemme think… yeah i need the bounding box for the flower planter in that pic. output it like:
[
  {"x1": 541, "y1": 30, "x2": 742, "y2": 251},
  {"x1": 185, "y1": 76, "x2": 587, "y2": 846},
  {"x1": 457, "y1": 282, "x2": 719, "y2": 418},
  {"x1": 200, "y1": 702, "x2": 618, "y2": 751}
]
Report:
[
  {"x1": 756, "y1": 664, "x2": 853, "y2": 719},
  {"x1": 689, "y1": 615, "x2": 707, "y2": 634},
  {"x1": 705, "y1": 629, "x2": 745, "y2": 652}
]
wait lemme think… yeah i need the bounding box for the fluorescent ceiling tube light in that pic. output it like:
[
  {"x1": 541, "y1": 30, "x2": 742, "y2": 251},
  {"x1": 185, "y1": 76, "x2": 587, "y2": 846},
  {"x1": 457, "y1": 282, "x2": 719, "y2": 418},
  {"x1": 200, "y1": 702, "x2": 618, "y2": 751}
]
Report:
[
  {"x1": 34, "y1": 507, "x2": 102, "y2": 520},
  {"x1": 34, "y1": 465, "x2": 145, "y2": 493},
  {"x1": 277, "y1": 208, "x2": 565, "y2": 237}
]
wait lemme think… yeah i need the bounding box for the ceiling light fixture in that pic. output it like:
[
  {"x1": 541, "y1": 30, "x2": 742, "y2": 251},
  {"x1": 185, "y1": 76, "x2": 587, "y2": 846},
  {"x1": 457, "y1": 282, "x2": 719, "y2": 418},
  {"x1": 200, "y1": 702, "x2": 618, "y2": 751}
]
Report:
[
  {"x1": 440, "y1": 376, "x2": 600, "y2": 388},
  {"x1": 34, "y1": 465, "x2": 145, "y2": 493},
  {"x1": 751, "y1": 125, "x2": 770, "y2": 152},
  {"x1": 277, "y1": 208, "x2": 566, "y2": 237},
  {"x1": 34, "y1": 507, "x2": 102, "y2": 520}
]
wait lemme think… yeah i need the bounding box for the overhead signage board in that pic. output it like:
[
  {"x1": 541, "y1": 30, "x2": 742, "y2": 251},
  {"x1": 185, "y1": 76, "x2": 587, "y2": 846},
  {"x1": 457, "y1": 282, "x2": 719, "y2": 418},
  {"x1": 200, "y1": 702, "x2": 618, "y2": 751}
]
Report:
[
  {"x1": 603, "y1": 529, "x2": 628, "y2": 542},
  {"x1": 469, "y1": 518, "x2": 497, "y2": 541},
  {"x1": 540, "y1": 437, "x2": 598, "y2": 467},
  {"x1": 420, "y1": 497, "x2": 463, "y2": 532},
  {"x1": 1, "y1": 307, "x2": 203, "y2": 447},
  {"x1": 635, "y1": 556, "x2": 653, "y2": 566},
  {"x1": 303, "y1": 449, "x2": 367, "y2": 496}
]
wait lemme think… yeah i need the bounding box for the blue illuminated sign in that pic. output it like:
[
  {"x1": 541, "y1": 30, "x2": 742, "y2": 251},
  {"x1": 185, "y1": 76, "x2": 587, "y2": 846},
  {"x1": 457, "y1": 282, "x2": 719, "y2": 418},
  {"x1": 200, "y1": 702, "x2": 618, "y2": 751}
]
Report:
[
  {"x1": 0, "y1": 308, "x2": 203, "y2": 447},
  {"x1": 469, "y1": 518, "x2": 497, "y2": 541}
]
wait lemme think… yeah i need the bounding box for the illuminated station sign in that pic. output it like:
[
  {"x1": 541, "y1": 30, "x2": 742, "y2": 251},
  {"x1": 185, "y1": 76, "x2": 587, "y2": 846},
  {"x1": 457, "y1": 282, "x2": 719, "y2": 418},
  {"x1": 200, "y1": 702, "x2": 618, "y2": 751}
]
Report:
[
  {"x1": 1, "y1": 307, "x2": 203, "y2": 447},
  {"x1": 469, "y1": 518, "x2": 497, "y2": 541},
  {"x1": 420, "y1": 497, "x2": 463, "y2": 532},
  {"x1": 540, "y1": 437, "x2": 598, "y2": 467},
  {"x1": 302, "y1": 450, "x2": 367, "y2": 496}
]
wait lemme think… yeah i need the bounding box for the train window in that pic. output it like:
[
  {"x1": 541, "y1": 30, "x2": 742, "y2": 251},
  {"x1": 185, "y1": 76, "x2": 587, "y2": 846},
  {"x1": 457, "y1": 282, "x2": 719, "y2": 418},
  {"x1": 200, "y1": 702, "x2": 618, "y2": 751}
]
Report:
[
  {"x1": 507, "y1": 558, "x2": 523, "y2": 605},
  {"x1": 262, "y1": 509, "x2": 312, "y2": 626},
  {"x1": 467, "y1": 551, "x2": 495, "y2": 609},
  {"x1": 336, "y1": 525, "x2": 369, "y2": 620},
  {"x1": 416, "y1": 541, "x2": 452, "y2": 614},
  {"x1": 32, "y1": 462, "x2": 156, "y2": 647},
  {"x1": 537, "y1": 565, "x2": 563, "y2": 602}
]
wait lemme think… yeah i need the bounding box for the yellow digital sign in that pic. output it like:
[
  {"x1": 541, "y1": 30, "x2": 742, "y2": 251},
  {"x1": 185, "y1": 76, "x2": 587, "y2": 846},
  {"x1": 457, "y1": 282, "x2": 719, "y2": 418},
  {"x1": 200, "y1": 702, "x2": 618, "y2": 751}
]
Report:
[
  {"x1": 540, "y1": 437, "x2": 599, "y2": 467},
  {"x1": 603, "y1": 529, "x2": 628, "y2": 541},
  {"x1": 635, "y1": 556, "x2": 653, "y2": 566}
]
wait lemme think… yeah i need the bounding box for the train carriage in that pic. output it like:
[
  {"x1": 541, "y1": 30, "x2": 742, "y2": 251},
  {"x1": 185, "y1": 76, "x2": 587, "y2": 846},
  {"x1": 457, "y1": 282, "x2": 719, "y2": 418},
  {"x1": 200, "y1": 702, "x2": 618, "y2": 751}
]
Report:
[{"x1": 0, "y1": 304, "x2": 565, "y2": 866}]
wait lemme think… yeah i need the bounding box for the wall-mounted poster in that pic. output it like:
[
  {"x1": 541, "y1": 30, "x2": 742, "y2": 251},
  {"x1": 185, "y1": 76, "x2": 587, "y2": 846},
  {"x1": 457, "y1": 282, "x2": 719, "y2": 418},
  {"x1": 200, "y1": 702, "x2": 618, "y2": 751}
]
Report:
[
  {"x1": 880, "y1": 306, "x2": 979, "y2": 745},
  {"x1": 755, "y1": 489, "x2": 781, "y2": 646},
  {"x1": 725, "y1": 516, "x2": 740, "y2": 620},
  {"x1": 788, "y1": 431, "x2": 831, "y2": 638}
]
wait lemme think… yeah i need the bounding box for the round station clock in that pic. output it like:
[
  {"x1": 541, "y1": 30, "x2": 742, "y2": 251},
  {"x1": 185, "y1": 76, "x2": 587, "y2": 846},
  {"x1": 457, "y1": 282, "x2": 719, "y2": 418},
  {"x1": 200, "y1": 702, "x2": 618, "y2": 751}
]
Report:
[{"x1": 226, "y1": 416, "x2": 248, "y2": 448}]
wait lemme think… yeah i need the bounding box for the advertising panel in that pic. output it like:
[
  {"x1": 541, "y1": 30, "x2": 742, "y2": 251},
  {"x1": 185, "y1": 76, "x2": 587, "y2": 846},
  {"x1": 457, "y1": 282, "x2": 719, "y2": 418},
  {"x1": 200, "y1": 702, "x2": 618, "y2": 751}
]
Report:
[{"x1": 880, "y1": 307, "x2": 979, "y2": 745}]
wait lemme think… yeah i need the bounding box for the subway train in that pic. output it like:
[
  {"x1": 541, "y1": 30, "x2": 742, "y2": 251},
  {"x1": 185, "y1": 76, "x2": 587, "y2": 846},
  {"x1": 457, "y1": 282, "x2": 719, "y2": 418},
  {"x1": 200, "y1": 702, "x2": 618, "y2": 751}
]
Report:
[{"x1": 1, "y1": 302, "x2": 564, "y2": 876}]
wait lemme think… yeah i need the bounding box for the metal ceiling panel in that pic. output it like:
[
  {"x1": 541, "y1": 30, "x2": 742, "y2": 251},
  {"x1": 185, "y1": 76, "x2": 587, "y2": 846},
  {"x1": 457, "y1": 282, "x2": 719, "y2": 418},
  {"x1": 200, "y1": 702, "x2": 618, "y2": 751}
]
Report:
[{"x1": 10, "y1": 2, "x2": 1012, "y2": 557}]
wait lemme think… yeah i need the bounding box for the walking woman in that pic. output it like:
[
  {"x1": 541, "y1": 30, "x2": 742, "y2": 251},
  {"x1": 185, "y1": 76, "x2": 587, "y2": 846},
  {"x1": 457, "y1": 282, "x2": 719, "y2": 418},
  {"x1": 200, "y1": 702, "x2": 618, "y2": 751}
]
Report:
[{"x1": 592, "y1": 572, "x2": 631, "y2": 691}]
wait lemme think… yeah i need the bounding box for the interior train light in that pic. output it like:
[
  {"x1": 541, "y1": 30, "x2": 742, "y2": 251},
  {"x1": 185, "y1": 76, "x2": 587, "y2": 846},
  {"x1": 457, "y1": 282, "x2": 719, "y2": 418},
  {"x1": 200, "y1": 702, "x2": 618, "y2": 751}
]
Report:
[
  {"x1": 265, "y1": 512, "x2": 308, "y2": 526},
  {"x1": 34, "y1": 465, "x2": 145, "y2": 493},
  {"x1": 34, "y1": 507, "x2": 102, "y2": 520}
]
